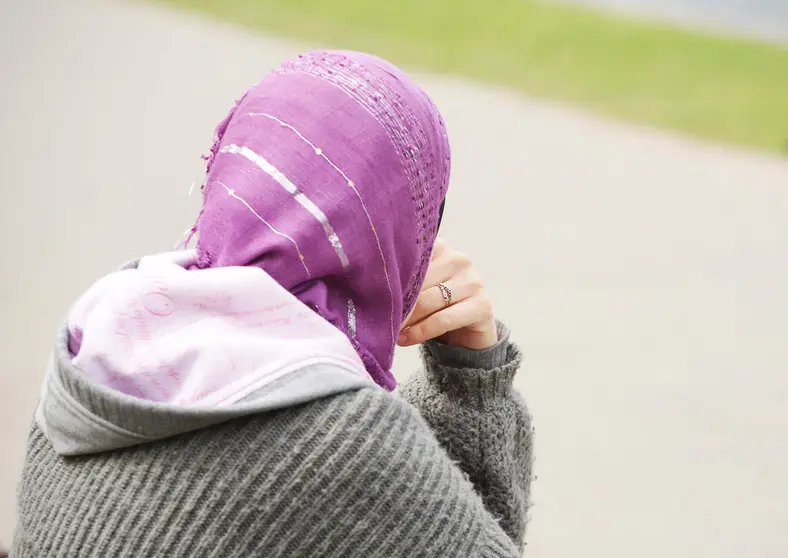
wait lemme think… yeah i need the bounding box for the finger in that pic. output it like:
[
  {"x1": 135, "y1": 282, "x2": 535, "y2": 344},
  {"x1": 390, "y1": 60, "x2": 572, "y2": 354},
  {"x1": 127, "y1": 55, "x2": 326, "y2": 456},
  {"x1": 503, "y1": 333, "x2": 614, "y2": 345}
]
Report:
[
  {"x1": 402, "y1": 278, "x2": 470, "y2": 331},
  {"x1": 398, "y1": 298, "x2": 485, "y2": 347},
  {"x1": 420, "y1": 260, "x2": 453, "y2": 293},
  {"x1": 430, "y1": 237, "x2": 448, "y2": 260},
  {"x1": 421, "y1": 249, "x2": 471, "y2": 291}
]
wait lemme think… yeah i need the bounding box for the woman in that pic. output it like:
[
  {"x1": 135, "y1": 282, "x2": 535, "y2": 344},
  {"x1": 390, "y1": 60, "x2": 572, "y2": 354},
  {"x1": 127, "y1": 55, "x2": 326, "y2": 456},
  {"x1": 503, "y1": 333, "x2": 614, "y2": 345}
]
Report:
[{"x1": 13, "y1": 51, "x2": 533, "y2": 557}]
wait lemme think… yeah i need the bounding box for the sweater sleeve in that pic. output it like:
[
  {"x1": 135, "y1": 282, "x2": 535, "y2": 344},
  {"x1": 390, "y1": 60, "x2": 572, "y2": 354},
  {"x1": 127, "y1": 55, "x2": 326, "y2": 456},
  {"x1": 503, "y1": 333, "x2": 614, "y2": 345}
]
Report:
[{"x1": 398, "y1": 321, "x2": 534, "y2": 550}]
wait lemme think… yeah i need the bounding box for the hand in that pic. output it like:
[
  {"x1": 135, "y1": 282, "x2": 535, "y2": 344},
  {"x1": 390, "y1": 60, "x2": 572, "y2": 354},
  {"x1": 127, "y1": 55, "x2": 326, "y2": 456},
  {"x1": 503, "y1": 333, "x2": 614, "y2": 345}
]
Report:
[{"x1": 398, "y1": 238, "x2": 498, "y2": 350}]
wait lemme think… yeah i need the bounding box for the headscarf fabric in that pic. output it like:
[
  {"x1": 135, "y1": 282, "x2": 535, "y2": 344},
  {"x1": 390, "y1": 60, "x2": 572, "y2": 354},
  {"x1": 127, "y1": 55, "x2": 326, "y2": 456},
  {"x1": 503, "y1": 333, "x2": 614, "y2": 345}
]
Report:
[{"x1": 194, "y1": 51, "x2": 451, "y2": 390}]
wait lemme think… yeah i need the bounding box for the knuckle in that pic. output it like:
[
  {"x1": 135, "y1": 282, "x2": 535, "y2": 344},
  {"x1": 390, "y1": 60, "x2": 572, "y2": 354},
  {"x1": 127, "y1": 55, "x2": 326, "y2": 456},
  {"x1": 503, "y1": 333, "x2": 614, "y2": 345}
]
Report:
[
  {"x1": 467, "y1": 272, "x2": 485, "y2": 293},
  {"x1": 453, "y1": 251, "x2": 473, "y2": 269},
  {"x1": 409, "y1": 323, "x2": 425, "y2": 340},
  {"x1": 434, "y1": 312, "x2": 453, "y2": 333},
  {"x1": 432, "y1": 238, "x2": 447, "y2": 255}
]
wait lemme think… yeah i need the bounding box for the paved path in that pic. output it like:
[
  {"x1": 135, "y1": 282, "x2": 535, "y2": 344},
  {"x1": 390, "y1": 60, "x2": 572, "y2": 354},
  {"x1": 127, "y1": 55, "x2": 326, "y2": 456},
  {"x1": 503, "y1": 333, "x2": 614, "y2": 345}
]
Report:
[
  {"x1": 562, "y1": 0, "x2": 788, "y2": 43},
  {"x1": 2, "y1": 0, "x2": 788, "y2": 554}
]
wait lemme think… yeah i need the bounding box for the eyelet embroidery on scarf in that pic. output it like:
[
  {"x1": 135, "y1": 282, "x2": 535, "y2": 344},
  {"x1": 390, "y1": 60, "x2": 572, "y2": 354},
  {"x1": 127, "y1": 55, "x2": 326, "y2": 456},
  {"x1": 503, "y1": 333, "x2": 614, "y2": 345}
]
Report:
[{"x1": 274, "y1": 53, "x2": 449, "y2": 315}]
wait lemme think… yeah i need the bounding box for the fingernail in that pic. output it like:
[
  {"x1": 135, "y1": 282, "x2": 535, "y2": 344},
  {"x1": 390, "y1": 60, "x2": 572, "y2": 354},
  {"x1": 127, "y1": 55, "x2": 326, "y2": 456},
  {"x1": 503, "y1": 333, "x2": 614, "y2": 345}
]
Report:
[{"x1": 397, "y1": 332, "x2": 409, "y2": 345}]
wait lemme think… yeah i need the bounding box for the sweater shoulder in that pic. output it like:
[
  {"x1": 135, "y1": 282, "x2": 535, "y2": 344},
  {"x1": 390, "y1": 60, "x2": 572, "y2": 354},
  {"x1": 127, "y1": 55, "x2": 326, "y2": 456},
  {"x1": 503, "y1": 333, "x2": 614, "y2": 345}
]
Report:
[{"x1": 16, "y1": 388, "x2": 495, "y2": 557}]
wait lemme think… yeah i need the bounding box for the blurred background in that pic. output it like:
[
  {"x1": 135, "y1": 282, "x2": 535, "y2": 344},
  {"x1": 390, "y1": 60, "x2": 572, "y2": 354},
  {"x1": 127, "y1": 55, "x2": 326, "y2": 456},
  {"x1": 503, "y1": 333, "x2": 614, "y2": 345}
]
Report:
[{"x1": 1, "y1": 0, "x2": 787, "y2": 555}]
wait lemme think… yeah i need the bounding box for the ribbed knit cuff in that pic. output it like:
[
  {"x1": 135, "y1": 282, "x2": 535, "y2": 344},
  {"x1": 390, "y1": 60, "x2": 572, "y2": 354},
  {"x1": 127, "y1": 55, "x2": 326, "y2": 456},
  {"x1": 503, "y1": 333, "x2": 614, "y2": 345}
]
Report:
[
  {"x1": 425, "y1": 321, "x2": 510, "y2": 370},
  {"x1": 421, "y1": 322, "x2": 522, "y2": 400}
]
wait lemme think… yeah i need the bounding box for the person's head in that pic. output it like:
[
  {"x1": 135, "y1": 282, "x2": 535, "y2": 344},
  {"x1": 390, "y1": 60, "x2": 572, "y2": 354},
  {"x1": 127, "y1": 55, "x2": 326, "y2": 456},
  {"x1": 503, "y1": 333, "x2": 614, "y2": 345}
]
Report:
[{"x1": 193, "y1": 51, "x2": 451, "y2": 389}]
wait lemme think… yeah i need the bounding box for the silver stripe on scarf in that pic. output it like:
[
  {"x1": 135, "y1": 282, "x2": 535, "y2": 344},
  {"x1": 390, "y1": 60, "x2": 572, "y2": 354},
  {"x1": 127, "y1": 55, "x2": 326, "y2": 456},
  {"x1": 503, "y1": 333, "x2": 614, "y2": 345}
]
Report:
[
  {"x1": 347, "y1": 299, "x2": 357, "y2": 338},
  {"x1": 221, "y1": 144, "x2": 350, "y2": 269}
]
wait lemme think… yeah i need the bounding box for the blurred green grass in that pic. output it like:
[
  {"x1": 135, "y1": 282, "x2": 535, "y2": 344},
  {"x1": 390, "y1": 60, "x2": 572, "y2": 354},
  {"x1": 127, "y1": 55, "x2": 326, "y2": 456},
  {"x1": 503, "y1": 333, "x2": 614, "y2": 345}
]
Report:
[{"x1": 155, "y1": 0, "x2": 788, "y2": 152}]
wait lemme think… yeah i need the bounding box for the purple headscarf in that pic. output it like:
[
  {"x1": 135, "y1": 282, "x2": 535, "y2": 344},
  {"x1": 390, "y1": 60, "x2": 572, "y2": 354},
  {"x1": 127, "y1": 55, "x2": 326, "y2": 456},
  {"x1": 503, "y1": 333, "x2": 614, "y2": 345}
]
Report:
[{"x1": 193, "y1": 51, "x2": 451, "y2": 390}]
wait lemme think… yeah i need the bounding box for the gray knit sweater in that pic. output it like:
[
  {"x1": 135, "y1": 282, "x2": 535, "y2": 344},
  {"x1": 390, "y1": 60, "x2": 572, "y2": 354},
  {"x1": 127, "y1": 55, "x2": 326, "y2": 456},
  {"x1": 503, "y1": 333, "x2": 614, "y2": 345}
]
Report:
[{"x1": 13, "y1": 323, "x2": 533, "y2": 557}]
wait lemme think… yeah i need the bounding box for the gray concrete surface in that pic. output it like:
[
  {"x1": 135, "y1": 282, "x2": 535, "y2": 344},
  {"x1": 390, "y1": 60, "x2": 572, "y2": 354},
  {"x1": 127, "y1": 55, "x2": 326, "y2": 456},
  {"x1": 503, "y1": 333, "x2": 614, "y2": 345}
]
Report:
[
  {"x1": 2, "y1": 0, "x2": 788, "y2": 555},
  {"x1": 560, "y1": 0, "x2": 788, "y2": 43}
]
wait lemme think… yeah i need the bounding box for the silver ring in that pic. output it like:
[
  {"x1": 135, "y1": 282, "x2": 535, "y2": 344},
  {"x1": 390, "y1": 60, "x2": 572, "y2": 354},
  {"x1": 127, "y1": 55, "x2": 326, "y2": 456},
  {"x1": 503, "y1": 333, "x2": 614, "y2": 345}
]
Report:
[{"x1": 437, "y1": 283, "x2": 452, "y2": 307}]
